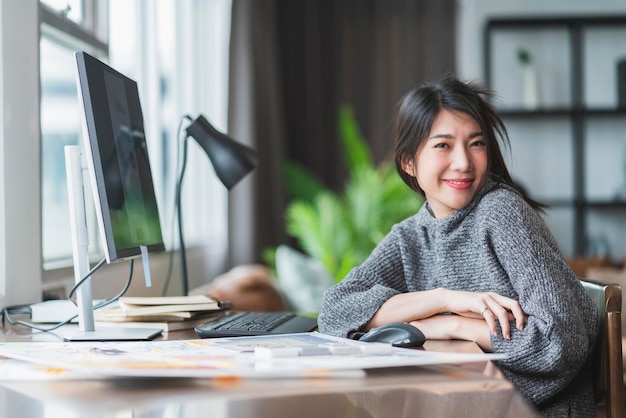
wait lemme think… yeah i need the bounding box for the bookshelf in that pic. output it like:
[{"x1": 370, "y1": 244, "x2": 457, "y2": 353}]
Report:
[{"x1": 484, "y1": 16, "x2": 626, "y2": 261}]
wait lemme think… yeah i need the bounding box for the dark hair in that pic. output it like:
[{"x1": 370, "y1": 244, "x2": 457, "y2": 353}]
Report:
[{"x1": 393, "y1": 76, "x2": 546, "y2": 212}]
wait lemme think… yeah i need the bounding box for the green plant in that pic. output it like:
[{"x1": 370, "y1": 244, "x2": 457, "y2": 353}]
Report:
[
  {"x1": 267, "y1": 105, "x2": 423, "y2": 283},
  {"x1": 517, "y1": 48, "x2": 532, "y2": 65}
]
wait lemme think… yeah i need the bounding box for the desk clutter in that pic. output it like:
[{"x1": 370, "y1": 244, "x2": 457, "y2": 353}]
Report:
[
  {"x1": 0, "y1": 332, "x2": 505, "y2": 380},
  {"x1": 96, "y1": 295, "x2": 222, "y2": 326},
  {"x1": 29, "y1": 296, "x2": 224, "y2": 333}
]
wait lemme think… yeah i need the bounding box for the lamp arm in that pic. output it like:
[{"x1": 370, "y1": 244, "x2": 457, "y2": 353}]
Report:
[
  {"x1": 175, "y1": 113, "x2": 257, "y2": 296},
  {"x1": 176, "y1": 136, "x2": 190, "y2": 296}
]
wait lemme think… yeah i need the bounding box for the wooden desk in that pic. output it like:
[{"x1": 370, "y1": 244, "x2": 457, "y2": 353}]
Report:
[{"x1": 0, "y1": 324, "x2": 538, "y2": 418}]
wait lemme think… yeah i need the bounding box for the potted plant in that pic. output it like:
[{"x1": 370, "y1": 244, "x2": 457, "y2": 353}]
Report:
[{"x1": 266, "y1": 105, "x2": 423, "y2": 312}]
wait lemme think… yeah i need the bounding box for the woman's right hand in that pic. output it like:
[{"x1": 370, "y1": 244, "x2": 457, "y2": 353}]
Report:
[{"x1": 441, "y1": 289, "x2": 527, "y2": 339}]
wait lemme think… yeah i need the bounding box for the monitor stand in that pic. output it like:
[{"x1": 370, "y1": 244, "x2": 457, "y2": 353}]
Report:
[
  {"x1": 63, "y1": 145, "x2": 162, "y2": 341},
  {"x1": 62, "y1": 327, "x2": 163, "y2": 342}
]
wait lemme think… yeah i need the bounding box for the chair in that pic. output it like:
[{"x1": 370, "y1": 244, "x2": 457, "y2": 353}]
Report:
[{"x1": 579, "y1": 277, "x2": 624, "y2": 418}]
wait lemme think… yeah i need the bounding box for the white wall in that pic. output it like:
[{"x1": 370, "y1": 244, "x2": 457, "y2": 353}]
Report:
[
  {"x1": 0, "y1": 0, "x2": 42, "y2": 308},
  {"x1": 456, "y1": 0, "x2": 626, "y2": 80}
]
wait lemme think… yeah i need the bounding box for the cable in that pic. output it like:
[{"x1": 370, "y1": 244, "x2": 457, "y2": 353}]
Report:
[
  {"x1": 67, "y1": 257, "x2": 106, "y2": 302},
  {"x1": 161, "y1": 114, "x2": 193, "y2": 296},
  {"x1": 2, "y1": 304, "x2": 76, "y2": 333},
  {"x1": 2, "y1": 258, "x2": 135, "y2": 333},
  {"x1": 177, "y1": 129, "x2": 191, "y2": 296},
  {"x1": 2, "y1": 258, "x2": 105, "y2": 332},
  {"x1": 93, "y1": 258, "x2": 134, "y2": 310}
]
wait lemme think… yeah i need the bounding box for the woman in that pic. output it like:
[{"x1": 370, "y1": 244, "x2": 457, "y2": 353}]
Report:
[{"x1": 318, "y1": 76, "x2": 598, "y2": 417}]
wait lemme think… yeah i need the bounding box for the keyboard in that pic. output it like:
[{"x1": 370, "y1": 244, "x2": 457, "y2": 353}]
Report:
[{"x1": 194, "y1": 311, "x2": 317, "y2": 338}]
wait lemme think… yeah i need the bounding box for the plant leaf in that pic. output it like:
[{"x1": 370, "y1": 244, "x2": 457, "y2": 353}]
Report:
[
  {"x1": 281, "y1": 161, "x2": 327, "y2": 203},
  {"x1": 271, "y1": 104, "x2": 425, "y2": 286},
  {"x1": 286, "y1": 192, "x2": 351, "y2": 280},
  {"x1": 338, "y1": 105, "x2": 373, "y2": 173}
]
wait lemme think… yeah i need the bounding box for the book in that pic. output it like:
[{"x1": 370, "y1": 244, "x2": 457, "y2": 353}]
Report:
[
  {"x1": 118, "y1": 295, "x2": 219, "y2": 306},
  {"x1": 93, "y1": 306, "x2": 198, "y2": 321},
  {"x1": 95, "y1": 311, "x2": 223, "y2": 333},
  {"x1": 94, "y1": 296, "x2": 224, "y2": 333},
  {"x1": 116, "y1": 295, "x2": 221, "y2": 317},
  {"x1": 29, "y1": 296, "x2": 223, "y2": 328}
]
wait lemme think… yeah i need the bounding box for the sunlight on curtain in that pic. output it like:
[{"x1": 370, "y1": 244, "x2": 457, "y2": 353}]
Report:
[
  {"x1": 108, "y1": 0, "x2": 233, "y2": 287},
  {"x1": 41, "y1": 1, "x2": 232, "y2": 280}
]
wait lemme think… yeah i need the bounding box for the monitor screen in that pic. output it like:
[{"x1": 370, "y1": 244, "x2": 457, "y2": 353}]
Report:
[{"x1": 75, "y1": 51, "x2": 165, "y2": 263}]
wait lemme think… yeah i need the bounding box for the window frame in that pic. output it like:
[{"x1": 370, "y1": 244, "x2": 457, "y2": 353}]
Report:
[
  {"x1": 36, "y1": 0, "x2": 233, "y2": 300},
  {"x1": 38, "y1": 0, "x2": 111, "y2": 296}
]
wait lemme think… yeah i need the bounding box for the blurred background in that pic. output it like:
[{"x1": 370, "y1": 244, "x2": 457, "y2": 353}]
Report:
[{"x1": 2, "y1": 0, "x2": 626, "y2": 307}]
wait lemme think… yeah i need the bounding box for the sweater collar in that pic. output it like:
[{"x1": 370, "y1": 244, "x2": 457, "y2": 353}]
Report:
[{"x1": 418, "y1": 178, "x2": 500, "y2": 227}]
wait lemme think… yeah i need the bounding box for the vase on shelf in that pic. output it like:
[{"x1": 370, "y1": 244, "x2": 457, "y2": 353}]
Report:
[
  {"x1": 522, "y1": 64, "x2": 539, "y2": 110},
  {"x1": 518, "y1": 48, "x2": 540, "y2": 110}
]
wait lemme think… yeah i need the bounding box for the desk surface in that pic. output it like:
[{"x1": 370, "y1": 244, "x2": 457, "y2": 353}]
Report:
[{"x1": 0, "y1": 323, "x2": 538, "y2": 418}]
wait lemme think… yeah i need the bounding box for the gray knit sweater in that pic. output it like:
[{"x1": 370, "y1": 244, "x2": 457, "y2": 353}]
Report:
[{"x1": 318, "y1": 180, "x2": 599, "y2": 417}]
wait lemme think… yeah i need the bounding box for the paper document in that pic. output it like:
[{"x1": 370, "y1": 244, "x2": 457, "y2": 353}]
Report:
[{"x1": 0, "y1": 332, "x2": 506, "y2": 380}]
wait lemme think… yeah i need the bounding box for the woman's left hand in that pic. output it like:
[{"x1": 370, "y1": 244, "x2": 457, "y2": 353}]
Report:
[{"x1": 409, "y1": 315, "x2": 494, "y2": 351}]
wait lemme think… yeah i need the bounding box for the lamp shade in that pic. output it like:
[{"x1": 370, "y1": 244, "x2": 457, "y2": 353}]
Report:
[{"x1": 186, "y1": 115, "x2": 259, "y2": 189}]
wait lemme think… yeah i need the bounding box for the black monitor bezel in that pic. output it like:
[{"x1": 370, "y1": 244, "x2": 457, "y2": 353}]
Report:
[{"x1": 75, "y1": 51, "x2": 165, "y2": 263}]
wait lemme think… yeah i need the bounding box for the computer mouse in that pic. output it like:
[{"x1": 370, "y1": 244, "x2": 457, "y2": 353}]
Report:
[{"x1": 358, "y1": 322, "x2": 426, "y2": 348}]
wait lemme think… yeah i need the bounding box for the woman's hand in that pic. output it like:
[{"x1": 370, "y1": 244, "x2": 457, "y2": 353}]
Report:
[
  {"x1": 366, "y1": 288, "x2": 527, "y2": 341},
  {"x1": 409, "y1": 315, "x2": 494, "y2": 352},
  {"x1": 442, "y1": 289, "x2": 527, "y2": 339}
]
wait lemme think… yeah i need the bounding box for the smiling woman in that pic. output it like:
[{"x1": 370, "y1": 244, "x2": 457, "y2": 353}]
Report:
[
  {"x1": 318, "y1": 76, "x2": 600, "y2": 417},
  {"x1": 400, "y1": 109, "x2": 488, "y2": 218}
]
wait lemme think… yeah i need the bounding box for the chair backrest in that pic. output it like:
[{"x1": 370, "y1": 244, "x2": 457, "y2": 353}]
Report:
[{"x1": 579, "y1": 277, "x2": 624, "y2": 418}]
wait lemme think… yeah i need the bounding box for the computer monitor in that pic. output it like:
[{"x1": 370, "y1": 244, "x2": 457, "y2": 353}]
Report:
[
  {"x1": 66, "y1": 51, "x2": 165, "y2": 341},
  {"x1": 75, "y1": 51, "x2": 165, "y2": 262}
]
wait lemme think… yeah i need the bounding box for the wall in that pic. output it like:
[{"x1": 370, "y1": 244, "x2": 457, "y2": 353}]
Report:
[
  {"x1": 456, "y1": 0, "x2": 626, "y2": 80},
  {"x1": 0, "y1": 0, "x2": 42, "y2": 309}
]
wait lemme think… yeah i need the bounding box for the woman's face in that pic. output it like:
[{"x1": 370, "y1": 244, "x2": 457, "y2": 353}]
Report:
[{"x1": 401, "y1": 109, "x2": 488, "y2": 218}]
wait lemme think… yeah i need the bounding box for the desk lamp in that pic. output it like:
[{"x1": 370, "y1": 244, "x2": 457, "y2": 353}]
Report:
[{"x1": 177, "y1": 114, "x2": 259, "y2": 295}]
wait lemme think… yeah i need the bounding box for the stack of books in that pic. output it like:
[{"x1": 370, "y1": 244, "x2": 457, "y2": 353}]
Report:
[{"x1": 94, "y1": 295, "x2": 223, "y2": 332}]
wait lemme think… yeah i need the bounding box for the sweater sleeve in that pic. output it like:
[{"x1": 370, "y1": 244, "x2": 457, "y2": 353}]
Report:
[
  {"x1": 317, "y1": 225, "x2": 411, "y2": 338},
  {"x1": 482, "y1": 192, "x2": 599, "y2": 407}
]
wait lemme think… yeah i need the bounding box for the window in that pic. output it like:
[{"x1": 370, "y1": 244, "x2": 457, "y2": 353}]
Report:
[
  {"x1": 38, "y1": 0, "x2": 233, "y2": 296},
  {"x1": 40, "y1": 0, "x2": 108, "y2": 269},
  {"x1": 40, "y1": 0, "x2": 83, "y2": 24}
]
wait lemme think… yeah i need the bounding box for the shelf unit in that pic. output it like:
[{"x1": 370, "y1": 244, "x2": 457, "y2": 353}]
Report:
[{"x1": 483, "y1": 16, "x2": 626, "y2": 260}]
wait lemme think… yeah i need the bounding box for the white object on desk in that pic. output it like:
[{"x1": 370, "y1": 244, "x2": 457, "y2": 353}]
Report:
[
  {"x1": 255, "y1": 342, "x2": 392, "y2": 359},
  {"x1": 29, "y1": 299, "x2": 106, "y2": 323}
]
